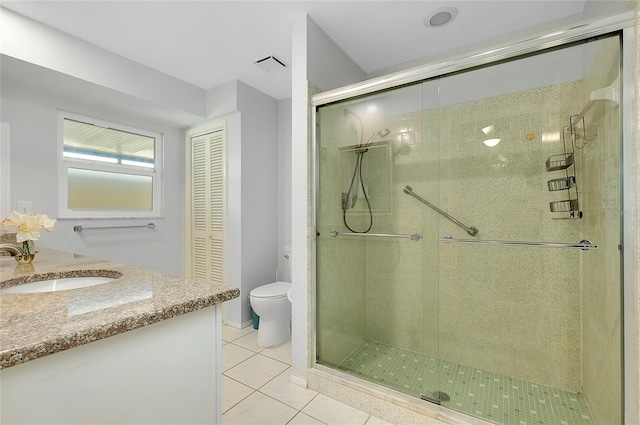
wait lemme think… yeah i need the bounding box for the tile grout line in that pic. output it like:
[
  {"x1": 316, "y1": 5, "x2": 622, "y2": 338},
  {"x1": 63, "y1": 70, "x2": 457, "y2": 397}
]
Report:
[
  {"x1": 220, "y1": 379, "x2": 254, "y2": 415},
  {"x1": 223, "y1": 332, "x2": 302, "y2": 420},
  {"x1": 223, "y1": 356, "x2": 320, "y2": 423},
  {"x1": 283, "y1": 395, "x2": 328, "y2": 425},
  {"x1": 220, "y1": 340, "x2": 263, "y2": 415},
  {"x1": 222, "y1": 350, "x2": 260, "y2": 373},
  {"x1": 223, "y1": 326, "x2": 377, "y2": 424}
]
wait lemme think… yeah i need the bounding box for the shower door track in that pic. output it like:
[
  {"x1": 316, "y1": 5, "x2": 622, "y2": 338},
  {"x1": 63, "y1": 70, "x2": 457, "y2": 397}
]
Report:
[{"x1": 440, "y1": 235, "x2": 598, "y2": 250}]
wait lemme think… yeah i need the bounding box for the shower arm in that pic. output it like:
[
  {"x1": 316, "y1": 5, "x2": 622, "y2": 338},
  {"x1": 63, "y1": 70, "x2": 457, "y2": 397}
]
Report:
[{"x1": 403, "y1": 186, "x2": 479, "y2": 237}]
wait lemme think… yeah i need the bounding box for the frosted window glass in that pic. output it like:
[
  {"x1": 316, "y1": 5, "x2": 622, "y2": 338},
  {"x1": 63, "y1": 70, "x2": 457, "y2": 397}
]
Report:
[{"x1": 68, "y1": 168, "x2": 153, "y2": 211}]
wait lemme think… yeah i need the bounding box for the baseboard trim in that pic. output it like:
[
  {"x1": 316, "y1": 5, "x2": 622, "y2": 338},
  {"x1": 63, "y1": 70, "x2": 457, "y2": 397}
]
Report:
[
  {"x1": 225, "y1": 319, "x2": 254, "y2": 329},
  {"x1": 289, "y1": 373, "x2": 307, "y2": 388}
]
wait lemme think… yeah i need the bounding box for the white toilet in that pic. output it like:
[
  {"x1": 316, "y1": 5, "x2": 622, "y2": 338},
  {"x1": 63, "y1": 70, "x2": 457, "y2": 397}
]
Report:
[
  {"x1": 249, "y1": 281, "x2": 292, "y2": 348},
  {"x1": 249, "y1": 249, "x2": 292, "y2": 348}
]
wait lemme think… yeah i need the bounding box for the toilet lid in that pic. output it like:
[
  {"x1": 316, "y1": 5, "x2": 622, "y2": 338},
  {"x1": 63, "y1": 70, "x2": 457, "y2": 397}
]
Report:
[{"x1": 250, "y1": 281, "x2": 292, "y2": 298}]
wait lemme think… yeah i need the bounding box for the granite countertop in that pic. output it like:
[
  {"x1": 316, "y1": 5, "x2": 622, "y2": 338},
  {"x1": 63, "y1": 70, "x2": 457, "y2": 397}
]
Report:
[{"x1": 0, "y1": 248, "x2": 239, "y2": 369}]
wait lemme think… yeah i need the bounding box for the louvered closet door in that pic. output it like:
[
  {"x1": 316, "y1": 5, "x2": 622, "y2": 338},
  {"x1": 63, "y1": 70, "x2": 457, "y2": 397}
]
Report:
[{"x1": 191, "y1": 129, "x2": 225, "y2": 283}]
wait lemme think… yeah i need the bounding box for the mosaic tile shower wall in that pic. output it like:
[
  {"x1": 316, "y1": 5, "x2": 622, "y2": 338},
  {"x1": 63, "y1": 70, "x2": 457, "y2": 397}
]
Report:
[{"x1": 435, "y1": 81, "x2": 583, "y2": 391}]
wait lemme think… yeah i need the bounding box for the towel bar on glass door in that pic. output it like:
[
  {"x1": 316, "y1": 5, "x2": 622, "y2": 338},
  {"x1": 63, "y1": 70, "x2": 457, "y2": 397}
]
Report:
[
  {"x1": 439, "y1": 235, "x2": 597, "y2": 250},
  {"x1": 330, "y1": 230, "x2": 422, "y2": 242},
  {"x1": 73, "y1": 223, "x2": 156, "y2": 232}
]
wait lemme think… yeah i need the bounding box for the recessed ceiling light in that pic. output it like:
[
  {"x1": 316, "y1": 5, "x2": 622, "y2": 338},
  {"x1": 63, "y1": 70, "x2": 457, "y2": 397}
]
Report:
[{"x1": 424, "y1": 7, "x2": 458, "y2": 28}]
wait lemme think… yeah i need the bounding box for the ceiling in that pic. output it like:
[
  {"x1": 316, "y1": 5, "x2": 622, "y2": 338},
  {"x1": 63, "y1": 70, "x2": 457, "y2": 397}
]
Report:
[{"x1": 2, "y1": 0, "x2": 622, "y2": 102}]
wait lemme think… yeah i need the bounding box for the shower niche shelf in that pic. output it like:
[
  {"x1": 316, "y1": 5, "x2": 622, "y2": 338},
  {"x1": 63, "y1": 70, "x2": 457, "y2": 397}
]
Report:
[{"x1": 546, "y1": 119, "x2": 582, "y2": 219}]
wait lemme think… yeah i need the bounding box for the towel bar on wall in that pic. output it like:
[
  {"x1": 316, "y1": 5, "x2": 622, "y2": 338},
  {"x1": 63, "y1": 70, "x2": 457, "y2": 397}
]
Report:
[{"x1": 73, "y1": 223, "x2": 156, "y2": 232}]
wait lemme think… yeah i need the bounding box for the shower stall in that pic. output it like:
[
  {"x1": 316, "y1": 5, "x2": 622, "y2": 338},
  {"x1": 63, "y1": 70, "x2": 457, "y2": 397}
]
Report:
[{"x1": 314, "y1": 33, "x2": 623, "y2": 425}]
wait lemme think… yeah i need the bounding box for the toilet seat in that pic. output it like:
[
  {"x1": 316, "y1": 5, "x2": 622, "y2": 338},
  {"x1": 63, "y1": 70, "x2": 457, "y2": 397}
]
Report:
[{"x1": 250, "y1": 281, "x2": 291, "y2": 299}]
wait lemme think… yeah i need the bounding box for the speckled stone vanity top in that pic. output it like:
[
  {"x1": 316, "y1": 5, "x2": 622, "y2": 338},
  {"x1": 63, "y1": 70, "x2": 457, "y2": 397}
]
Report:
[{"x1": 0, "y1": 248, "x2": 239, "y2": 369}]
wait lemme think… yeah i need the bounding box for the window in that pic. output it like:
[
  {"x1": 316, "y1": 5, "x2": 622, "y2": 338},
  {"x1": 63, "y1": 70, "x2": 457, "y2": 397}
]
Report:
[{"x1": 58, "y1": 111, "x2": 163, "y2": 218}]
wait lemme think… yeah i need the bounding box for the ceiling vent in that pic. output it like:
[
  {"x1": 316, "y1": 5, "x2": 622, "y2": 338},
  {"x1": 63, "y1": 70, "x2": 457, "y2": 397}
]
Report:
[{"x1": 254, "y1": 55, "x2": 287, "y2": 73}]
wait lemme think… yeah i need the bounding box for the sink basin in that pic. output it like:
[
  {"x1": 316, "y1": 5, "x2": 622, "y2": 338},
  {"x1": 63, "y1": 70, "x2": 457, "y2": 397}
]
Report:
[{"x1": 1, "y1": 276, "x2": 116, "y2": 293}]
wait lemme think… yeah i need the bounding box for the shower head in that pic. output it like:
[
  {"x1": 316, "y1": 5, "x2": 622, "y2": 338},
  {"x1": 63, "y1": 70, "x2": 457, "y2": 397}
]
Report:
[{"x1": 364, "y1": 128, "x2": 391, "y2": 147}]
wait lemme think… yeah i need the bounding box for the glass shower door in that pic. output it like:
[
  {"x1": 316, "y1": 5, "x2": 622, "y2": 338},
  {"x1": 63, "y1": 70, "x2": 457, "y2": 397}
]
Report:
[
  {"x1": 422, "y1": 35, "x2": 623, "y2": 425},
  {"x1": 414, "y1": 79, "x2": 445, "y2": 405},
  {"x1": 316, "y1": 83, "x2": 435, "y2": 400}
]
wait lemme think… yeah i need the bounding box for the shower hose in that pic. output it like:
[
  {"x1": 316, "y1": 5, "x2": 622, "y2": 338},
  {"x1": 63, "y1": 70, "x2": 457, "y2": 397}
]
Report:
[{"x1": 342, "y1": 149, "x2": 373, "y2": 233}]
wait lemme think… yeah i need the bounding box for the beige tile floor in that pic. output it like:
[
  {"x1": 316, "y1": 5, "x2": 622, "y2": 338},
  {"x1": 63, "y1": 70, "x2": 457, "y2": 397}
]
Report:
[{"x1": 222, "y1": 324, "x2": 392, "y2": 425}]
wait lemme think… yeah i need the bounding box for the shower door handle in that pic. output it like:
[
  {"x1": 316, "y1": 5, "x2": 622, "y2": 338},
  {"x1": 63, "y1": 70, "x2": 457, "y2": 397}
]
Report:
[
  {"x1": 330, "y1": 230, "x2": 422, "y2": 242},
  {"x1": 439, "y1": 235, "x2": 598, "y2": 250}
]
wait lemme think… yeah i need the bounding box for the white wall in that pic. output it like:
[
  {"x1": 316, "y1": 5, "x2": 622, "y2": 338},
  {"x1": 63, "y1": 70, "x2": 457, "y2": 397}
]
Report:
[
  {"x1": 291, "y1": 14, "x2": 311, "y2": 383},
  {"x1": 222, "y1": 112, "x2": 244, "y2": 326},
  {"x1": 582, "y1": 0, "x2": 633, "y2": 19},
  {"x1": 237, "y1": 81, "x2": 279, "y2": 325},
  {"x1": 306, "y1": 18, "x2": 367, "y2": 92},
  {"x1": 206, "y1": 81, "x2": 239, "y2": 119},
  {"x1": 278, "y1": 98, "x2": 292, "y2": 282},
  {"x1": 0, "y1": 7, "x2": 206, "y2": 274},
  {"x1": 200, "y1": 80, "x2": 280, "y2": 328},
  {"x1": 0, "y1": 96, "x2": 186, "y2": 274},
  {"x1": 0, "y1": 7, "x2": 205, "y2": 118},
  {"x1": 0, "y1": 122, "x2": 10, "y2": 218}
]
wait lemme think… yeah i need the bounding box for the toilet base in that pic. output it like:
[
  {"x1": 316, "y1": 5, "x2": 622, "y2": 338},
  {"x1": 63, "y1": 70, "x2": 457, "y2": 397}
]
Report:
[{"x1": 257, "y1": 316, "x2": 291, "y2": 348}]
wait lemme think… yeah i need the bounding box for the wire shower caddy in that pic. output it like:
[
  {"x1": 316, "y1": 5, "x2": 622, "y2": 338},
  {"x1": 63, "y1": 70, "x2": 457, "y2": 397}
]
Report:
[{"x1": 546, "y1": 115, "x2": 583, "y2": 219}]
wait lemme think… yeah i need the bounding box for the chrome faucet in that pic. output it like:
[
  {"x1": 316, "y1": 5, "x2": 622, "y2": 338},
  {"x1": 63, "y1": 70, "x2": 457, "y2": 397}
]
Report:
[{"x1": 0, "y1": 244, "x2": 23, "y2": 256}]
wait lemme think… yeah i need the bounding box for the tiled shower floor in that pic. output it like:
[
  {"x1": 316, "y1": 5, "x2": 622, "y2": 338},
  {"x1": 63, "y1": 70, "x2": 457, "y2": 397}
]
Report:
[{"x1": 337, "y1": 341, "x2": 594, "y2": 425}]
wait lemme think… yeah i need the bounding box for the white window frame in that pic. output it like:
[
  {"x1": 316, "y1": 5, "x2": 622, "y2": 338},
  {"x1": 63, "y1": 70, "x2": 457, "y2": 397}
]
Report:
[{"x1": 57, "y1": 111, "x2": 163, "y2": 219}]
